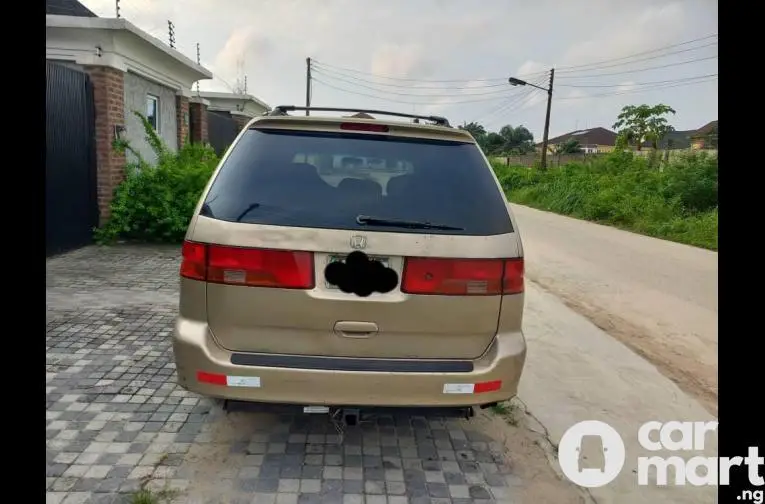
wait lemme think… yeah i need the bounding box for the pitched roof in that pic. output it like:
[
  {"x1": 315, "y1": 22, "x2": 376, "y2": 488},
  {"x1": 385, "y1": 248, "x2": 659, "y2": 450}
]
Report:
[
  {"x1": 691, "y1": 120, "x2": 718, "y2": 138},
  {"x1": 46, "y1": 0, "x2": 97, "y2": 17},
  {"x1": 347, "y1": 112, "x2": 375, "y2": 119},
  {"x1": 537, "y1": 127, "x2": 618, "y2": 147}
]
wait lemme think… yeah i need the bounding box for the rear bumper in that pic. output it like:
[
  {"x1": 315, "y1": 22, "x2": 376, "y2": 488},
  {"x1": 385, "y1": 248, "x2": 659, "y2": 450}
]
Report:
[{"x1": 172, "y1": 317, "x2": 527, "y2": 407}]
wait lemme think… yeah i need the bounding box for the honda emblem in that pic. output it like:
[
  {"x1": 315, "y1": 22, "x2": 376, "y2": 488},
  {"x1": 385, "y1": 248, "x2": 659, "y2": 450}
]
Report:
[{"x1": 350, "y1": 235, "x2": 367, "y2": 250}]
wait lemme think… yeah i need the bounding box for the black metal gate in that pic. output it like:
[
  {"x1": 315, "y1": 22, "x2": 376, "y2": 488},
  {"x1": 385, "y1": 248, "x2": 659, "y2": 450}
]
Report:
[
  {"x1": 207, "y1": 110, "x2": 240, "y2": 156},
  {"x1": 46, "y1": 62, "x2": 98, "y2": 257}
]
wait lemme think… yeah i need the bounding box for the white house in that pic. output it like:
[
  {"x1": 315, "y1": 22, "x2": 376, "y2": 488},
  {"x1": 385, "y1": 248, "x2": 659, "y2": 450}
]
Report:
[
  {"x1": 46, "y1": 5, "x2": 213, "y2": 164},
  {"x1": 46, "y1": 0, "x2": 214, "y2": 220},
  {"x1": 200, "y1": 91, "x2": 270, "y2": 119}
]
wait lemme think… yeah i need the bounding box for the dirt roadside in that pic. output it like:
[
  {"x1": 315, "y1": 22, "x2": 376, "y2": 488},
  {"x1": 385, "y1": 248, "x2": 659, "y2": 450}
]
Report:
[
  {"x1": 511, "y1": 203, "x2": 718, "y2": 418},
  {"x1": 534, "y1": 276, "x2": 718, "y2": 417}
]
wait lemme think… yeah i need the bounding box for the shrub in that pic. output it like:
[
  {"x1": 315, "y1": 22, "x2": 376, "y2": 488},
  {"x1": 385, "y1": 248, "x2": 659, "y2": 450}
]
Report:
[
  {"x1": 494, "y1": 151, "x2": 718, "y2": 250},
  {"x1": 95, "y1": 112, "x2": 220, "y2": 244}
]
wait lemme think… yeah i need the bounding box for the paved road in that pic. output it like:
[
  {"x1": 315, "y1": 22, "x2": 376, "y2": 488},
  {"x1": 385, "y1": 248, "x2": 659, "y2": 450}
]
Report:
[
  {"x1": 46, "y1": 246, "x2": 583, "y2": 504},
  {"x1": 511, "y1": 204, "x2": 718, "y2": 415}
]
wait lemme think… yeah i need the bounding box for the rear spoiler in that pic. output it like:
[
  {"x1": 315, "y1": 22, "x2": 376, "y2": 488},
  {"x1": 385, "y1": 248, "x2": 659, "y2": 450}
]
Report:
[{"x1": 250, "y1": 116, "x2": 475, "y2": 143}]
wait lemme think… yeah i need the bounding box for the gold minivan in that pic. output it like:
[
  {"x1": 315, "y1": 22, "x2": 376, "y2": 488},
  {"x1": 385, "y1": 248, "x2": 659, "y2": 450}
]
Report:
[{"x1": 173, "y1": 106, "x2": 526, "y2": 411}]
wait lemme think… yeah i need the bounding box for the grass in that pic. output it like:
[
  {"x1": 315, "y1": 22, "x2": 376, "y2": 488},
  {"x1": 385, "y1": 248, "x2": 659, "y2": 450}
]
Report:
[
  {"x1": 129, "y1": 488, "x2": 179, "y2": 504},
  {"x1": 492, "y1": 150, "x2": 718, "y2": 250},
  {"x1": 127, "y1": 452, "x2": 179, "y2": 504},
  {"x1": 491, "y1": 400, "x2": 521, "y2": 426}
]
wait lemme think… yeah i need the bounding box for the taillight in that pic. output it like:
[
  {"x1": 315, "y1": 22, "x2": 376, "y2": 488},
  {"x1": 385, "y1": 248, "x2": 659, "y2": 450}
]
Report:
[
  {"x1": 340, "y1": 122, "x2": 390, "y2": 133},
  {"x1": 503, "y1": 258, "x2": 524, "y2": 295},
  {"x1": 207, "y1": 245, "x2": 314, "y2": 289},
  {"x1": 179, "y1": 241, "x2": 315, "y2": 289},
  {"x1": 402, "y1": 257, "x2": 524, "y2": 296},
  {"x1": 180, "y1": 241, "x2": 206, "y2": 280}
]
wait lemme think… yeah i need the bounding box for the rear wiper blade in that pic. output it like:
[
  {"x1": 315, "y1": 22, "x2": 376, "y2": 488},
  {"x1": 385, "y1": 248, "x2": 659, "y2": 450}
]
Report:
[
  {"x1": 235, "y1": 202, "x2": 261, "y2": 222},
  {"x1": 356, "y1": 215, "x2": 464, "y2": 231}
]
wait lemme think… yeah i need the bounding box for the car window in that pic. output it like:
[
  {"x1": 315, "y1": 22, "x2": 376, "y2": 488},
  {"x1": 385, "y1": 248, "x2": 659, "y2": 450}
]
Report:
[{"x1": 202, "y1": 128, "x2": 513, "y2": 236}]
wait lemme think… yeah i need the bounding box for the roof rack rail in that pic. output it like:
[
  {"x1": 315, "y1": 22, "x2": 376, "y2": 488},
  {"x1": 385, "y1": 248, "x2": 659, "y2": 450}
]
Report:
[{"x1": 267, "y1": 106, "x2": 451, "y2": 127}]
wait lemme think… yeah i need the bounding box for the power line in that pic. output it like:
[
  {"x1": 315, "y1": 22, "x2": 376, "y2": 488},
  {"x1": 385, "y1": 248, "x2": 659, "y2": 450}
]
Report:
[
  {"x1": 311, "y1": 59, "x2": 514, "y2": 83},
  {"x1": 471, "y1": 75, "x2": 549, "y2": 123},
  {"x1": 554, "y1": 34, "x2": 717, "y2": 72},
  {"x1": 309, "y1": 34, "x2": 716, "y2": 85},
  {"x1": 557, "y1": 75, "x2": 717, "y2": 100},
  {"x1": 312, "y1": 68, "x2": 519, "y2": 98},
  {"x1": 311, "y1": 63, "x2": 513, "y2": 90},
  {"x1": 474, "y1": 88, "x2": 537, "y2": 124},
  {"x1": 312, "y1": 77, "x2": 528, "y2": 105},
  {"x1": 556, "y1": 55, "x2": 717, "y2": 79},
  {"x1": 555, "y1": 41, "x2": 717, "y2": 75},
  {"x1": 557, "y1": 73, "x2": 719, "y2": 88}
]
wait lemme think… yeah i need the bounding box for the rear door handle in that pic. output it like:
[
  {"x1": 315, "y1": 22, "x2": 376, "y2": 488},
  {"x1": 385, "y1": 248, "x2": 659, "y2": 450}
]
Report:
[{"x1": 334, "y1": 321, "x2": 379, "y2": 338}]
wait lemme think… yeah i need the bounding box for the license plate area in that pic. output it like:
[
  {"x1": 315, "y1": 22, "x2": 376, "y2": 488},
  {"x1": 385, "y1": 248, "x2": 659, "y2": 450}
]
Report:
[{"x1": 325, "y1": 254, "x2": 389, "y2": 289}]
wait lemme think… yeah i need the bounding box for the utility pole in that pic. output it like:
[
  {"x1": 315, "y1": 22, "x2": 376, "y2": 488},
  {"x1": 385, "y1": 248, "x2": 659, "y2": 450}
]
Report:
[
  {"x1": 115, "y1": 0, "x2": 120, "y2": 18},
  {"x1": 305, "y1": 57, "x2": 312, "y2": 116},
  {"x1": 540, "y1": 68, "x2": 555, "y2": 170},
  {"x1": 244, "y1": 75, "x2": 247, "y2": 94},
  {"x1": 168, "y1": 21, "x2": 175, "y2": 49}
]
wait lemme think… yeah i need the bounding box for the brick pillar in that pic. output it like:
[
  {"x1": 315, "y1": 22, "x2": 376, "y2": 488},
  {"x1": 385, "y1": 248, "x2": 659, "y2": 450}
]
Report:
[
  {"x1": 176, "y1": 94, "x2": 190, "y2": 148},
  {"x1": 189, "y1": 98, "x2": 209, "y2": 144},
  {"x1": 85, "y1": 65, "x2": 126, "y2": 224}
]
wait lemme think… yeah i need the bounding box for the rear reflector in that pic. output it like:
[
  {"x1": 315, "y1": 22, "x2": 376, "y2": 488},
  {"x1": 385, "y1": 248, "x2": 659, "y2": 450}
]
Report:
[
  {"x1": 180, "y1": 241, "x2": 315, "y2": 289},
  {"x1": 340, "y1": 122, "x2": 389, "y2": 133},
  {"x1": 443, "y1": 380, "x2": 503, "y2": 394},
  {"x1": 196, "y1": 371, "x2": 226, "y2": 386},
  {"x1": 402, "y1": 258, "x2": 524, "y2": 295},
  {"x1": 197, "y1": 371, "x2": 262, "y2": 388}
]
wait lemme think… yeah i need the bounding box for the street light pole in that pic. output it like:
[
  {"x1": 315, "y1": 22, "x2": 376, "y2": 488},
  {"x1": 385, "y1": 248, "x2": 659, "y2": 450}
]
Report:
[{"x1": 508, "y1": 68, "x2": 555, "y2": 170}]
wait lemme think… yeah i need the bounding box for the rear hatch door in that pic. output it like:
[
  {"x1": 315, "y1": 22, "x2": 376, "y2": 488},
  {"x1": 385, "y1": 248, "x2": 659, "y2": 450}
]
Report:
[{"x1": 192, "y1": 122, "x2": 521, "y2": 360}]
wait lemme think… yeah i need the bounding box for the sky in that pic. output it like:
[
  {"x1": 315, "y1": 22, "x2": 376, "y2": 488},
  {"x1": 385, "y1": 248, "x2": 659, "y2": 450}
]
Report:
[{"x1": 81, "y1": 0, "x2": 717, "y2": 140}]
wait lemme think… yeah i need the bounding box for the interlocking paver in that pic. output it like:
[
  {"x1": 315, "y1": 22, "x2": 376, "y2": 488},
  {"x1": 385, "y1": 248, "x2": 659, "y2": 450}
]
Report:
[{"x1": 47, "y1": 246, "x2": 516, "y2": 503}]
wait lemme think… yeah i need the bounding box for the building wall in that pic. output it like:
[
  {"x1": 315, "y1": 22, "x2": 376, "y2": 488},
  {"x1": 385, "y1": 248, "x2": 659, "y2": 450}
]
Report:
[{"x1": 123, "y1": 71, "x2": 178, "y2": 164}]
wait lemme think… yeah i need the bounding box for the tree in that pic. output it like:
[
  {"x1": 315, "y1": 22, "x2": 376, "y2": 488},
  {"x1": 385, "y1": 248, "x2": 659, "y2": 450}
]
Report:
[
  {"x1": 459, "y1": 121, "x2": 487, "y2": 140},
  {"x1": 498, "y1": 125, "x2": 535, "y2": 154},
  {"x1": 484, "y1": 132, "x2": 506, "y2": 155},
  {"x1": 554, "y1": 139, "x2": 583, "y2": 154},
  {"x1": 458, "y1": 122, "x2": 489, "y2": 152},
  {"x1": 613, "y1": 104, "x2": 676, "y2": 151}
]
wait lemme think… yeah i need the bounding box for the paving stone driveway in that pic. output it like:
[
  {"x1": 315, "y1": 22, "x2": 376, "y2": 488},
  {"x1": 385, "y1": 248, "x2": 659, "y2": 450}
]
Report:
[{"x1": 46, "y1": 245, "x2": 519, "y2": 504}]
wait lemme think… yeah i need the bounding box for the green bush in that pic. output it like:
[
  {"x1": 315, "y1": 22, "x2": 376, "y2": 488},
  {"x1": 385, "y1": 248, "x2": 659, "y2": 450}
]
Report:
[
  {"x1": 494, "y1": 151, "x2": 718, "y2": 250},
  {"x1": 95, "y1": 112, "x2": 220, "y2": 243}
]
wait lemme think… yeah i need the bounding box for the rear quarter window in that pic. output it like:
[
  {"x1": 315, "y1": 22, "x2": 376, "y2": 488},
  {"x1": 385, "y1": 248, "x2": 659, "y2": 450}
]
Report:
[{"x1": 201, "y1": 128, "x2": 513, "y2": 236}]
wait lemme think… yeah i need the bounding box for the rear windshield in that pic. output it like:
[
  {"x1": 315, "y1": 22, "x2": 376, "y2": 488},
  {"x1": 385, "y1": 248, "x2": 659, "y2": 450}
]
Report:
[{"x1": 201, "y1": 128, "x2": 513, "y2": 236}]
